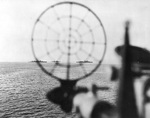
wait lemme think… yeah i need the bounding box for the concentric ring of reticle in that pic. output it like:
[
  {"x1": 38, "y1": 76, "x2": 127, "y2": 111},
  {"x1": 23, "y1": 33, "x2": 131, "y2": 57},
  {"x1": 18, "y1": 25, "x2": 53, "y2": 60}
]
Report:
[{"x1": 31, "y1": 1, "x2": 107, "y2": 80}]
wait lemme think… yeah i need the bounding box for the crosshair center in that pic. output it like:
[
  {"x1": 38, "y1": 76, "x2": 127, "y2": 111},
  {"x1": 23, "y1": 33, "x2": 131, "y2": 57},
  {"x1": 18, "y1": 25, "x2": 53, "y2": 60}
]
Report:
[
  {"x1": 65, "y1": 36, "x2": 76, "y2": 48},
  {"x1": 59, "y1": 29, "x2": 81, "y2": 54}
]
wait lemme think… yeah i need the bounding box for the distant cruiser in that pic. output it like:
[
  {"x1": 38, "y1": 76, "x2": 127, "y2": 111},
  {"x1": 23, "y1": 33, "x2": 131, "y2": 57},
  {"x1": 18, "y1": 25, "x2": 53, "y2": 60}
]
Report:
[{"x1": 30, "y1": 60, "x2": 47, "y2": 63}]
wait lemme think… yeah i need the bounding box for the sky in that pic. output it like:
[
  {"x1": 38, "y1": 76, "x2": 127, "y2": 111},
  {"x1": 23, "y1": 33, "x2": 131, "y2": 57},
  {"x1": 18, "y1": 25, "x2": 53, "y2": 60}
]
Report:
[{"x1": 0, "y1": 0, "x2": 150, "y2": 64}]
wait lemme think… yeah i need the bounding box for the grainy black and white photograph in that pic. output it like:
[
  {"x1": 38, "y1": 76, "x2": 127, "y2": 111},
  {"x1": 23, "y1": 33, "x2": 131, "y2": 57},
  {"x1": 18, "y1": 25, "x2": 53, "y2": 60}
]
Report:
[{"x1": 0, "y1": 0, "x2": 150, "y2": 118}]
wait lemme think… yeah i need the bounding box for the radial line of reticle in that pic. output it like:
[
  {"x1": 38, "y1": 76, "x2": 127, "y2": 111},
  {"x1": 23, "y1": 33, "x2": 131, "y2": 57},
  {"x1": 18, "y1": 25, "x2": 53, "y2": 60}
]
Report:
[
  {"x1": 35, "y1": 20, "x2": 60, "y2": 61},
  {"x1": 53, "y1": 7, "x2": 65, "y2": 31},
  {"x1": 38, "y1": 20, "x2": 59, "y2": 35},
  {"x1": 58, "y1": 15, "x2": 95, "y2": 59},
  {"x1": 36, "y1": 16, "x2": 103, "y2": 67},
  {"x1": 43, "y1": 14, "x2": 103, "y2": 51},
  {"x1": 66, "y1": 3, "x2": 72, "y2": 80},
  {"x1": 76, "y1": 9, "x2": 90, "y2": 30},
  {"x1": 75, "y1": 53, "x2": 88, "y2": 75},
  {"x1": 32, "y1": 2, "x2": 107, "y2": 80},
  {"x1": 44, "y1": 29, "x2": 54, "y2": 60},
  {"x1": 50, "y1": 53, "x2": 64, "y2": 74},
  {"x1": 81, "y1": 48, "x2": 99, "y2": 62},
  {"x1": 77, "y1": 21, "x2": 95, "y2": 61}
]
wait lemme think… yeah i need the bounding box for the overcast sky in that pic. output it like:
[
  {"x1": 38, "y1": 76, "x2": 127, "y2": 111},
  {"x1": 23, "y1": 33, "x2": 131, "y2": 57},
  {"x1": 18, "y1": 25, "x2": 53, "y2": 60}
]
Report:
[{"x1": 0, "y1": 0, "x2": 150, "y2": 64}]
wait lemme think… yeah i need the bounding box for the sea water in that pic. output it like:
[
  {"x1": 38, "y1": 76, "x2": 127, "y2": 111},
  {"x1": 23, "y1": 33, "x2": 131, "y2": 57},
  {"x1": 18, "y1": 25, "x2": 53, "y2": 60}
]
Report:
[{"x1": 0, "y1": 63, "x2": 117, "y2": 117}]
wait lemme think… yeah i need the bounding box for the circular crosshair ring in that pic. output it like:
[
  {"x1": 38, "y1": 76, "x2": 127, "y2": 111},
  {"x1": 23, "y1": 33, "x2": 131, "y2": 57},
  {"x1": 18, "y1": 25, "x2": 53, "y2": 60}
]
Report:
[
  {"x1": 44, "y1": 15, "x2": 96, "y2": 59},
  {"x1": 31, "y1": 1, "x2": 107, "y2": 81}
]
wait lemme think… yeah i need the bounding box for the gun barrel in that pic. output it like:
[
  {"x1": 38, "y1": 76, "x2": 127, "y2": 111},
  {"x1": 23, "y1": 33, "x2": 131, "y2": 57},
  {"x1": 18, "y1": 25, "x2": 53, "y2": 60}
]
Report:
[{"x1": 117, "y1": 21, "x2": 139, "y2": 118}]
